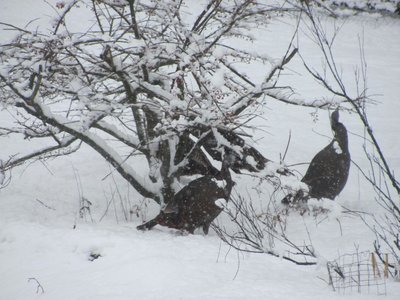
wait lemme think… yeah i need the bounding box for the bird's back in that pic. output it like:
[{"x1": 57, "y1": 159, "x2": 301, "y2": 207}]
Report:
[{"x1": 302, "y1": 139, "x2": 350, "y2": 199}]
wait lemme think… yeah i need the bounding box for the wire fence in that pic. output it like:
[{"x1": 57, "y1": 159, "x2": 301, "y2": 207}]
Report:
[{"x1": 327, "y1": 250, "x2": 389, "y2": 295}]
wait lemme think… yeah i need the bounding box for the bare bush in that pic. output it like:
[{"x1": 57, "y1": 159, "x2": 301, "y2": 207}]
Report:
[{"x1": 298, "y1": 2, "x2": 400, "y2": 276}]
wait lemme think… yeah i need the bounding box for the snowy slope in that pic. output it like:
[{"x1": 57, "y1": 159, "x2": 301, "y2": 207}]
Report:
[{"x1": 0, "y1": 1, "x2": 399, "y2": 300}]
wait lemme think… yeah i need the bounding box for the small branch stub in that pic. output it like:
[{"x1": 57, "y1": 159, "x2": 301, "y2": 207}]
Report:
[{"x1": 28, "y1": 277, "x2": 44, "y2": 294}]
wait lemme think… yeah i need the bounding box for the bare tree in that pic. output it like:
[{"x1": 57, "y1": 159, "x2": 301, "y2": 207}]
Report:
[{"x1": 298, "y1": 2, "x2": 400, "y2": 276}]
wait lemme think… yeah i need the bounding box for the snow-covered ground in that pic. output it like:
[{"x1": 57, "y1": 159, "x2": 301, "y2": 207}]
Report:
[
  {"x1": 319, "y1": 0, "x2": 400, "y2": 16},
  {"x1": 0, "y1": 1, "x2": 399, "y2": 299}
]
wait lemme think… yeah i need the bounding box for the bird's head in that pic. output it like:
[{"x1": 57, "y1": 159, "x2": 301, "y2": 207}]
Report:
[
  {"x1": 330, "y1": 109, "x2": 348, "y2": 150},
  {"x1": 330, "y1": 109, "x2": 340, "y2": 129}
]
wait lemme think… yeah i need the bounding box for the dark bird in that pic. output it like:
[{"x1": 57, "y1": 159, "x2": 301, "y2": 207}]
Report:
[
  {"x1": 137, "y1": 152, "x2": 235, "y2": 234},
  {"x1": 282, "y1": 109, "x2": 350, "y2": 204}
]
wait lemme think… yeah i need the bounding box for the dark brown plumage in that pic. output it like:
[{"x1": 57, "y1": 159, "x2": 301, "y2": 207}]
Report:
[
  {"x1": 137, "y1": 153, "x2": 234, "y2": 234},
  {"x1": 282, "y1": 109, "x2": 350, "y2": 204}
]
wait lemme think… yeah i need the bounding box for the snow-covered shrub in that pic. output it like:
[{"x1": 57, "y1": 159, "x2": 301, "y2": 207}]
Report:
[
  {"x1": 0, "y1": 0, "x2": 306, "y2": 206},
  {"x1": 309, "y1": 0, "x2": 400, "y2": 16}
]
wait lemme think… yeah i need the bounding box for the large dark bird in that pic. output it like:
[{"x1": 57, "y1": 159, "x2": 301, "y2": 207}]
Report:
[
  {"x1": 137, "y1": 152, "x2": 235, "y2": 234},
  {"x1": 282, "y1": 109, "x2": 350, "y2": 204}
]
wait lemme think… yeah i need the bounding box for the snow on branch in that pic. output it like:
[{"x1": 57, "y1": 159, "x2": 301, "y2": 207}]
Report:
[{"x1": 0, "y1": 0, "x2": 346, "y2": 205}]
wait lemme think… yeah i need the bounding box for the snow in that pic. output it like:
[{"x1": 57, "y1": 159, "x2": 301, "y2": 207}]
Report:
[
  {"x1": 1, "y1": 1, "x2": 400, "y2": 300},
  {"x1": 333, "y1": 141, "x2": 343, "y2": 154},
  {"x1": 215, "y1": 198, "x2": 228, "y2": 209}
]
